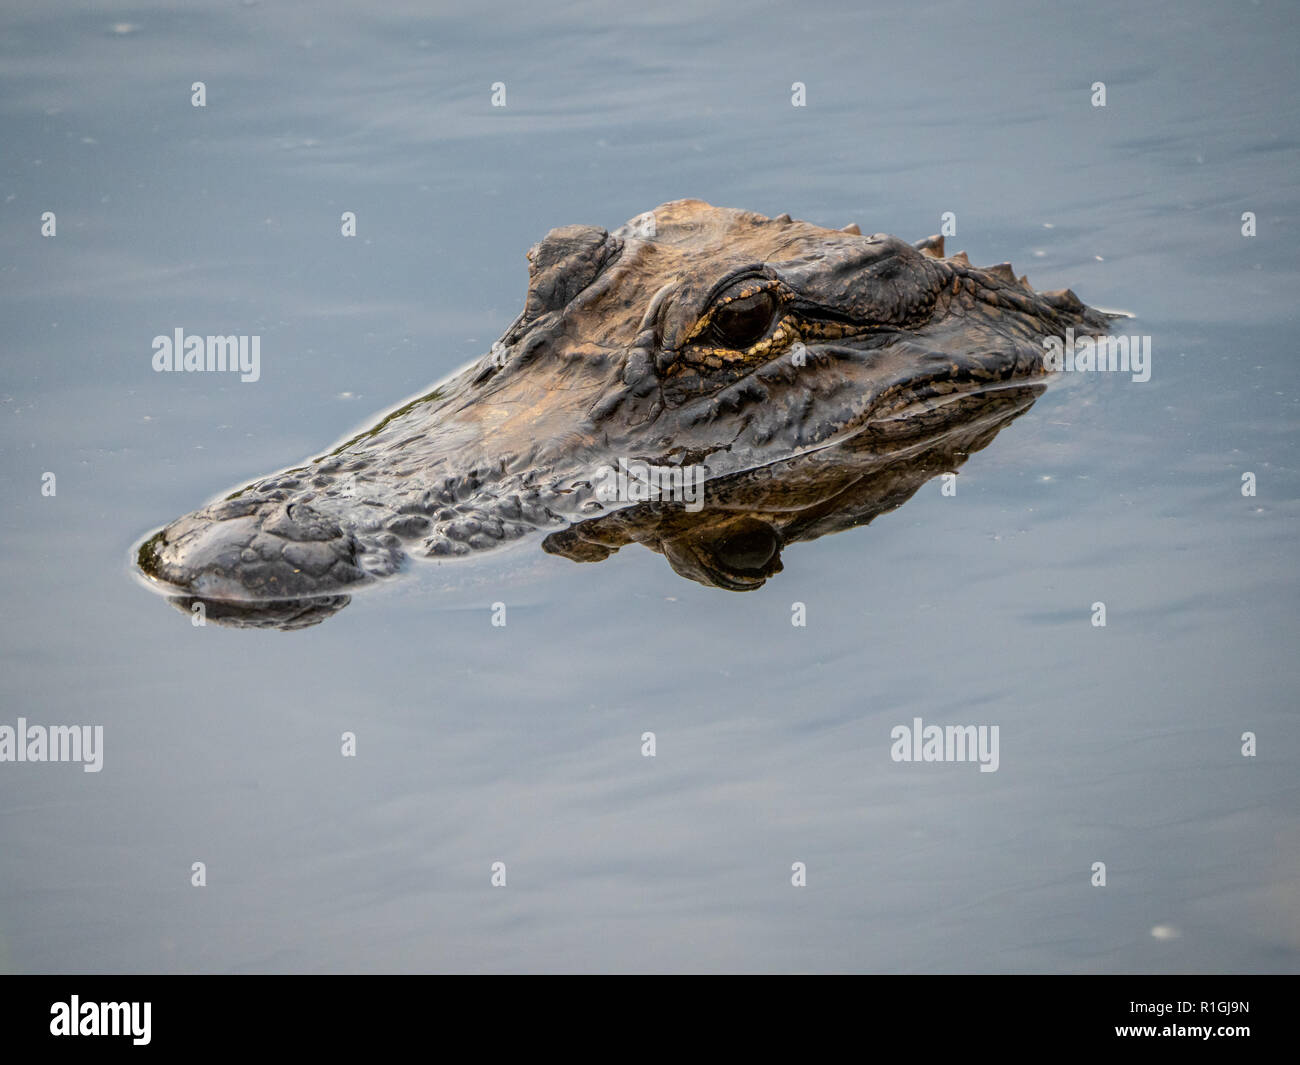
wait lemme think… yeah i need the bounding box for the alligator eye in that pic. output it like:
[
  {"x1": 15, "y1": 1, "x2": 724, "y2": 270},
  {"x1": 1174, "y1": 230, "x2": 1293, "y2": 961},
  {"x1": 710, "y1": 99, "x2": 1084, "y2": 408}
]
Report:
[{"x1": 708, "y1": 289, "x2": 778, "y2": 349}]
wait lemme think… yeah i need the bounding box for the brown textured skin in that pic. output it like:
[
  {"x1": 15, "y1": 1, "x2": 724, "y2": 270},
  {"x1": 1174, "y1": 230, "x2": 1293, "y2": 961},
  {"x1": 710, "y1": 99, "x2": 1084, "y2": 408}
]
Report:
[{"x1": 137, "y1": 200, "x2": 1111, "y2": 627}]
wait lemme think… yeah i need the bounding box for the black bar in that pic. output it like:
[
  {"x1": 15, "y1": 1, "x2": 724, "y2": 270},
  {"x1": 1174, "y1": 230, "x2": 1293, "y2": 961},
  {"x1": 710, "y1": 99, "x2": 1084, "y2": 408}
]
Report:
[{"x1": 0, "y1": 975, "x2": 1287, "y2": 1052}]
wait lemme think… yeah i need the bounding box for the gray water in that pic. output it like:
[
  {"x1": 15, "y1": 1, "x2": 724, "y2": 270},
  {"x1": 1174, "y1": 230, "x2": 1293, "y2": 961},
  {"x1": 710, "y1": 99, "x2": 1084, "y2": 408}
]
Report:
[{"x1": 1, "y1": 0, "x2": 1297, "y2": 973}]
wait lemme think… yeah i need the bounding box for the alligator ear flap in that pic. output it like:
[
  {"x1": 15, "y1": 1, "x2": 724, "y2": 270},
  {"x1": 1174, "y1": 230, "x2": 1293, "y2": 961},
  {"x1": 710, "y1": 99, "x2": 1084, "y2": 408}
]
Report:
[
  {"x1": 522, "y1": 224, "x2": 620, "y2": 324},
  {"x1": 912, "y1": 234, "x2": 944, "y2": 258}
]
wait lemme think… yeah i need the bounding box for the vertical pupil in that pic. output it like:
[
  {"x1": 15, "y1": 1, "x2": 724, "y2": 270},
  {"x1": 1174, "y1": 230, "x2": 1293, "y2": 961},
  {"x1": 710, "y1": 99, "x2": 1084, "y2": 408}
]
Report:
[{"x1": 713, "y1": 291, "x2": 775, "y2": 347}]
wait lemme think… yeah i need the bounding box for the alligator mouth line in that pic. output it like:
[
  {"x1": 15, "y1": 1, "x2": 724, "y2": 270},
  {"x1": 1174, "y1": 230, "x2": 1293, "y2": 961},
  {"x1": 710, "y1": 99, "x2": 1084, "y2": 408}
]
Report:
[
  {"x1": 874, "y1": 376, "x2": 1045, "y2": 419},
  {"x1": 856, "y1": 370, "x2": 1048, "y2": 439}
]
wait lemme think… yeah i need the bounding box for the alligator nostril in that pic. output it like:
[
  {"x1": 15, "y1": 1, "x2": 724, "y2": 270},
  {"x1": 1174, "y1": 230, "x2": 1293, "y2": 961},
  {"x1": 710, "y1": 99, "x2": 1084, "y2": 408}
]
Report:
[
  {"x1": 205, "y1": 497, "x2": 265, "y2": 522},
  {"x1": 261, "y1": 502, "x2": 344, "y2": 541}
]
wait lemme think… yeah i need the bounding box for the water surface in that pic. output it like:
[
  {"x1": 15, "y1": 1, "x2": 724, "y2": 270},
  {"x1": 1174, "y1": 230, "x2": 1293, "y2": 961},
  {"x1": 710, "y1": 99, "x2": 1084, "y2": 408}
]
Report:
[{"x1": 1, "y1": 0, "x2": 1297, "y2": 972}]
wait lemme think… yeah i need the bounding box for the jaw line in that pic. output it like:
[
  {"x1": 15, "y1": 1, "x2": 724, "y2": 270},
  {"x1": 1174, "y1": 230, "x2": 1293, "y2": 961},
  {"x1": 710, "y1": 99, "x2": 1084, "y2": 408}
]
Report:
[{"x1": 867, "y1": 375, "x2": 1047, "y2": 427}]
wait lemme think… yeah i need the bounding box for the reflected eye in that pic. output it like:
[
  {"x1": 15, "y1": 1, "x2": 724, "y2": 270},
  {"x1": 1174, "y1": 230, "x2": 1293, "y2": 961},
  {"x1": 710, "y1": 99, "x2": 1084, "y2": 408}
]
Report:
[{"x1": 708, "y1": 288, "x2": 778, "y2": 349}]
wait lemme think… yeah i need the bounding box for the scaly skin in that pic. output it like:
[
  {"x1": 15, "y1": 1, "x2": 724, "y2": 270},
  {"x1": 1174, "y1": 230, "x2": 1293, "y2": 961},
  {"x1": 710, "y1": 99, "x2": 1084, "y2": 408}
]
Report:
[{"x1": 137, "y1": 200, "x2": 1110, "y2": 623}]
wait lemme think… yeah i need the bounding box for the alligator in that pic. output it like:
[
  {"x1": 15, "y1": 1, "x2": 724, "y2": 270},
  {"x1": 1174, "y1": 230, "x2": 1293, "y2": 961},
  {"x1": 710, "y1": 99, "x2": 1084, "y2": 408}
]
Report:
[{"x1": 136, "y1": 199, "x2": 1111, "y2": 628}]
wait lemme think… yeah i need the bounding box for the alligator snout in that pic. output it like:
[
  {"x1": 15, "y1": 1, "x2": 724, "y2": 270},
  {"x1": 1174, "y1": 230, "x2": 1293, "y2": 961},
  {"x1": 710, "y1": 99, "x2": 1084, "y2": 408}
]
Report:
[{"x1": 137, "y1": 496, "x2": 375, "y2": 602}]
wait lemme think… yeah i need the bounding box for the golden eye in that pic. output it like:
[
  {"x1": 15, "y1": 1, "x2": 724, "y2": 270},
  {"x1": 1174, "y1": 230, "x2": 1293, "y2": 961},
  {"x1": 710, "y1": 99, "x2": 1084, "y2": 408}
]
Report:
[{"x1": 708, "y1": 289, "x2": 778, "y2": 349}]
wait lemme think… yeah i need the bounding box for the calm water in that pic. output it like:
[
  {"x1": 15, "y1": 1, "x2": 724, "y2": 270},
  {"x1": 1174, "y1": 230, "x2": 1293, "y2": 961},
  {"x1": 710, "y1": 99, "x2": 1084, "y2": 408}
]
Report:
[{"x1": 1, "y1": 0, "x2": 1297, "y2": 973}]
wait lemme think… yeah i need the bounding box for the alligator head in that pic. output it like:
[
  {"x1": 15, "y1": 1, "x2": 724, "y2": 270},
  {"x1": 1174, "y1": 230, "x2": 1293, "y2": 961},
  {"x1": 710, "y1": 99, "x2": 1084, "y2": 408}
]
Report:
[{"x1": 136, "y1": 199, "x2": 1111, "y2": 628}]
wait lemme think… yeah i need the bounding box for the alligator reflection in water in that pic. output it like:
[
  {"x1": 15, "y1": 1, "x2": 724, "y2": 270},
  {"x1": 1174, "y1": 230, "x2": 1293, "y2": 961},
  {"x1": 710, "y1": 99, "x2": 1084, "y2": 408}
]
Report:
[
  {"x1": 544, "y1": 384, "x2": 1041, "y2": 590},
  {"x1": 162, "y1": 594, "x2": 354, "y2": 631},
  {"x1": 137, "y1": 200, "x2": 1110, "y2": 630}
]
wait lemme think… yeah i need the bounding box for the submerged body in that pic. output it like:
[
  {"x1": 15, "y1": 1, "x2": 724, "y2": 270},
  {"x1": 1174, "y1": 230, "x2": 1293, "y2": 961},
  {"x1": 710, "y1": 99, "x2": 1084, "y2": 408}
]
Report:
[{"x1": 137, "y1": 200, "x2": 1111, "y2": 627}]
